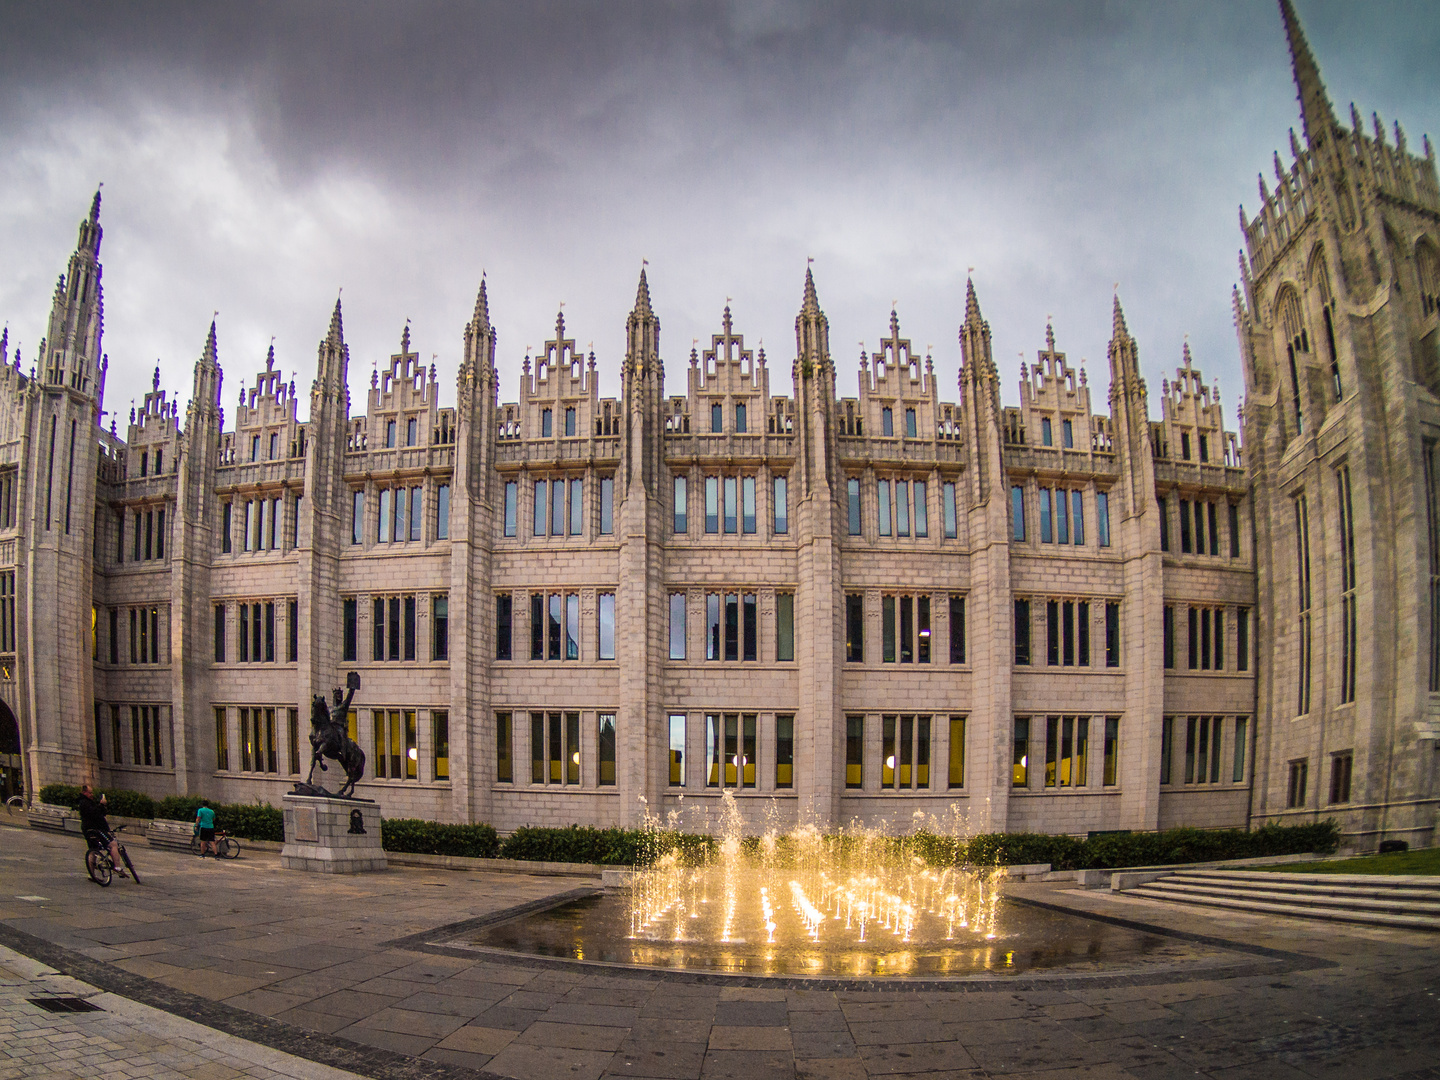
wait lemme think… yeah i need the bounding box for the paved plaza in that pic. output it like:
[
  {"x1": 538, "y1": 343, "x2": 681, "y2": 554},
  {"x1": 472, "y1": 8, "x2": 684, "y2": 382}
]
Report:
[{"x1": 1, "y1": 821, "x2": 1438, "y2": 1080}]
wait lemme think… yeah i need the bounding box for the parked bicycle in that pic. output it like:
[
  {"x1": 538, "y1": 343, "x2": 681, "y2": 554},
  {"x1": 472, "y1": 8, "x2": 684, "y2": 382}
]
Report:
[
  {"x1": 190, "y1": 828, "x2": 239, "y2": 859},
  {"x1": 85, "y1": 824, "x2": 140, "y2": 886}
]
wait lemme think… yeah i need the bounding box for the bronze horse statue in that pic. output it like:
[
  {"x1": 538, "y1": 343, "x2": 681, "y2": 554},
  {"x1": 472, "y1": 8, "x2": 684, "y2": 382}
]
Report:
[{"x1": 296, "y1": 680, "x2": 366, "y2": 798}]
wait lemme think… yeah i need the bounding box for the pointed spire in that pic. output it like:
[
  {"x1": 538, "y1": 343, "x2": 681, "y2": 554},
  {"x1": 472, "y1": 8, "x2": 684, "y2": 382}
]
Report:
[
  {"x1": 1045, "y1": 320, "x2": 1055, "y2": 353},
  {"x1": 400, "y1": 321, "x2": 411, "y2": 355},
  {"x1": 1112, "y1": 292, "x2": 1129, "y2": 339},
  {"x1": 152, "y1": 364, "x2": 161, "y2": 392},
  {"x1": 1280, "y1": 0, "x2": 1338, "y2": 149},
  {"x1": 555, "y1": 307, "x2": 565, "y2": 340},
  {"x1": 327, "y1": 296, "x2": 344, "y2": 345},
  {"x1": 206, "y1": 320, "x2": 218, "y2": 361},
  {"x1": 963, "y1": 277, "x2": 982, "y2": 326},
  {"x1": 472, "y1": 277, "x2": 490, "y2": 329},
  {"x1": 633, "y1": 267, "x2": 653, "y2": 318},
  {"x1": 89, "y1": 187, "x2": 101, "y2": 224},
  {"x1": 801, "y1": 265, "x2": 820, "y2": 314},
  {"x1": 264, "y1": 339, "x2": 274, "y2": 369},
  {"x1": 1290, "y1": 128, "x2": 1303, "y2": 160}
]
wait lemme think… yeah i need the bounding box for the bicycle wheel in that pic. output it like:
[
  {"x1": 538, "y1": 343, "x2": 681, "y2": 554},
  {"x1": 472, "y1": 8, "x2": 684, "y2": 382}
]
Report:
[
  {"x1": 218, "y1": 837, "x2": 240, "y2": 859},
  {"x1": 190, "y1": 834, "x2": 202, "y2": 856},
  {"x1": 119, "y1": 847, "x2": 141, "y2": 884},
  {"x1": 86, "y1": 850, "x2": 112, "y2": 887}
]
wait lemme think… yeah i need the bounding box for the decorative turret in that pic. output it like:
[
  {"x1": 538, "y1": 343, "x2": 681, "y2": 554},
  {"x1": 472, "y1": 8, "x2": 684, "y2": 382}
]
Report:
[
  {"x1": 1280, "y1": 0, "x2": 1339, "y2": 152},
  {"x1": 620, "y1": 267, "x2": 664, "y2": 494},
  {"x1": 42, "y1": 188, "x2": 105, "y2": 403}
]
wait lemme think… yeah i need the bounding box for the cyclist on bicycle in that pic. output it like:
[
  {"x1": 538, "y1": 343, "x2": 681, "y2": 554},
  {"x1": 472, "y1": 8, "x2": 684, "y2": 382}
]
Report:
[
  {"x1": 195, "y1": 800, "x2": 217, "y2": 857},
  {"x1": 78, "y1": 784, "x2": 127, "y2": 878}
]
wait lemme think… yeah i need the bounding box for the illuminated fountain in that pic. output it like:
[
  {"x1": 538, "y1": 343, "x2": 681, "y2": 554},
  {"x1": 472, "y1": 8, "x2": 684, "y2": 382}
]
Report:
[
  {"x1": 474, "y1": 795, "x2": 1225, "y2": 977},
  {"x1": 612, "y1": 795, "x2": 1002, "y2": 975}
]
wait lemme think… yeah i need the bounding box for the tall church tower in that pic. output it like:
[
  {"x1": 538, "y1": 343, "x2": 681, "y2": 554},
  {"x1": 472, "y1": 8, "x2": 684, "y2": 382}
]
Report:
[
  {"x1": 1236, "y1": 1, "x2": 1440, "y2": 847},
  {"x1": 21, "y1": 191, "x2": 107, "y2": 788}
]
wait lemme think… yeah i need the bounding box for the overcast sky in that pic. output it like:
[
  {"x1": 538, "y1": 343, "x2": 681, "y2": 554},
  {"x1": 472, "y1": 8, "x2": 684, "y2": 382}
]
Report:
[{"x1": 0, "y1": 1, "x2": 1435, "y2": 435}]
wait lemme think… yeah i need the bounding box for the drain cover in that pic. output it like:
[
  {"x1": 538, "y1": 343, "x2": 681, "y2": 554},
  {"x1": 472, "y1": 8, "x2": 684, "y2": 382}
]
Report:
[{"x1": 28, "y1": 997, "x2": 102, "y2": 1014}]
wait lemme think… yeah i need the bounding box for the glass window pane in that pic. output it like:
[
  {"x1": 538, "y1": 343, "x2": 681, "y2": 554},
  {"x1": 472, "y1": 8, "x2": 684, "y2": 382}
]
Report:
[
  {"x1": 773, "y1": 476, "x2": 787, "y2": 534},
  {"x1": 504, "y1": 481, "x2": 516, "y2": 536},
  {"x1": 776, "y1": 593, "x2": 794, "y2": 662},
  {"x1": 775, "y1": 715, "x2": 793, "y2": 789},
  {"x1": 551, "y1": 477, "x2": 565, "y2": 536},
  {"x1": 669, "y1": 714, "x2": 685, "y2": 786},
  {"x1": 674, "y1": 476, "x2": 687, "y2": 534},
  {"x1": 707, "y1": 594, "x2": 720, "y2": 660},
  {"x1": 1011, "y1": 486, "x2": 1025, "y2": 540},
  {"x1": 943, "y1": 482, "x2": 957, "y2": 539},
  {"x1": 378, "y1": 489, "x2": 391, "y2": 543},
  {"x1": 534, "y1": 481, "x2": 546, "y2": 537},
  {"x1": 724, "y1": 477, "x2": 738, "y2": 533},
  {"x1": 598, "y1": 713, "x2": 616, "y2": 785},
  {"x1": 670, "y1": 593, "x2": 687, "y2": 659},
  {"x1": 742, "y1": 476, "x2": 756, "y2": 534},
  {"x1": 497, "y1": 712, "x2": 512, "y2": 782},
  {"x1": 914, "y1": 481, "x2": 927, "y2": 537},
  {"x1": 878, "y1": 480, "x2": 891, "y2": 536},
  {"x1": 1097, "y1": 491, "x2": 1110, "y2": 547},
  {"x1": 896, "y1": 480, "x2": 909, "y2": 536},
  {"x1": 599, "y1": 593, "x2": 615, "y2": 660},
  {"x1": 570, "y1": 477, "x2": 583, "y2": 536},
  {"x1": 566, "y1": 594, "x2": 580, "y2": 660},
  {"x1": 848, "y1": 478, "x2": 861, "y2": 535},
  {"x1": 706, "y1": 477, "x2": 719, "y2": 533},
  {"x1": 433, "y1": 711, "x2": 449, "y2": 780},
  {"x1": 600, "y1": 477, "x2": 613, "y2": 535},
  {"x1": 948, "y1": 715, "x2": 965, "y2": 788}
]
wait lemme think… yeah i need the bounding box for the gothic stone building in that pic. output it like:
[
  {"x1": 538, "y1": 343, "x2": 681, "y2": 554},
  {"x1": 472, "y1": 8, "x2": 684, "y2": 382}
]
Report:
[{"x1": 2, "y1": 2, "x2": 1437, "y2": 849}]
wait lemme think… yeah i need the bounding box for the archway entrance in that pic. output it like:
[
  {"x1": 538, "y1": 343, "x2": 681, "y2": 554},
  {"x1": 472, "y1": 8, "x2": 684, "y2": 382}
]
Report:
[{"x1": 0, "y1": 699, "x2": 22, "y2": 803}]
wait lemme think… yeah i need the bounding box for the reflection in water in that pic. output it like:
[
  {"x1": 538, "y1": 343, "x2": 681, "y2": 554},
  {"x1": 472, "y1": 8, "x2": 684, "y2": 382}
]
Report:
[{"x1": 474, "y1": 794, "x2": 1205, "y2": 978}]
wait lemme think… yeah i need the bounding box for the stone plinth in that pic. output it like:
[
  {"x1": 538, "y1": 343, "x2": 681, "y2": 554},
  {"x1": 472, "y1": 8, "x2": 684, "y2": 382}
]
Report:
[{"x1": 280, "y1": 794, "x2": 386, "y2": 873}]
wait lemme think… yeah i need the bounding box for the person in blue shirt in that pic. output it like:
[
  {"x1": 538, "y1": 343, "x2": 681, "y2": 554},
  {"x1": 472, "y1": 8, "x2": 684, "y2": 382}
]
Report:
[{"x1": 195, "y1": 801, "x2": 217, "y2": 857}]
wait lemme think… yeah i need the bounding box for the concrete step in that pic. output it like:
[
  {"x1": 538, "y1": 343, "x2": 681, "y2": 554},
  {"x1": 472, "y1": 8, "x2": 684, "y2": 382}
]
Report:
[
  {"x1": 1161, "y1": 871, "x2": 1440, "y2": 903},
  {"x1": 1125, "y1": 884, "x2": 1440, "y2": 931},
  {"x1": 1138, "y1": 879, "x2": 1440, "y2": 917},
  {"x1": 1182, "y1": 869, "x2": 1440, "y2": 894}
]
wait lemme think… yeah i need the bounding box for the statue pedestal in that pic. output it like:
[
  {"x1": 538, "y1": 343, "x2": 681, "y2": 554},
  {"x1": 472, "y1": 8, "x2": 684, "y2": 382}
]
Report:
[{"x1": 280, "y1": 794, "x2": 386, "y2": 874}]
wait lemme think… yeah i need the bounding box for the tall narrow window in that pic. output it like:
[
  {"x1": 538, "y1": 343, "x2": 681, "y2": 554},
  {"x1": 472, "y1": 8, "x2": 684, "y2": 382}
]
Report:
[
  {"x1": 531, "y1": 593, "x2": 544, "y2": 660},
  {"x1": 542, "y1": 409, "x2": 553, "y2": 437},
  {"x1": 845, "y1": 716, "x2": 864, "y2": 788},
  {"x1": 215, "y1": 707, "x2": 228, "y2": 771},
  {"x1": 1046, "y1": 600, "x2": 1060, "y2": 666},
  {"x1": 1287, "y1": 758, "x2": 1308, "y2": 808},
  {"x1": 776, "y1": 593, "x2": 794, "y2": 662},
  {"x1": 669, "y1": 593, "x2": 686, "y2": 659},
  {"x1": 846, "y1": 593, "x2": 864, "y2": 662},
  {"x1": 882, "y1": 407, "x2": 894, "y2": 436},
  {"x1": 378, "y1": 488, "x2": 391, "y2": 543},
  {"x1": 773, "y1": 476, "x2": 787, "y2": 535},
  {"x1": 1105, "y1": 601, "x2": 1120, "y2": 668},
  {"x1": 939, "y1": 715, "x2": 964, "y2": 790},
  {"x1": 1097, "y1": 491, "x2": 1110, "y2": 547},
  {"x1": 564, "y1": 407, "x2": 576, "y2": 437},
  {"x1": 432, "y1": 711, "x2": 449, "y2": 780},
  {"x1": 724, "y1": 593, "x2": 740, "y2": 661},
  {"x1": 1039, "y1": 487, "x2": 1053, "y2": 543},
  {"x1": 1337, "y1": 466, "x2": 1357, "y2": 704},
  {"x1": 1161, "y1": 716, "x2": 1173, "y2": 784},
  {"x1": 917, "y1": 595, "x2": 930, "y2": 664},
  {"x1": 599, "y1": 476, "x2": 613, "y2": 535},
  {"x1": 496, "y1": 594, "x2": 512, "y2": 660},
  {"x1": 705, "y1": 476, "x2": 719, "y2": 533},
  {"x1": 352, "y1": 491, "x2": 363, "y2": 545},
  {"x1": 882, "y1": 595, "x2": 897, "y2": 663},
  {"x1": 432, "y1": 595, "x2": 449, "y2": 661},
  {"x1": 1011, "y1": 485, "x2": 1026, "y2": 541},
  {"x1": 1229, "y1": 501, "x2": 1241, "y2": 558},
  {"x1": 1103, "y1": 717, "x2": 1119, "y2": 786},
  {"x1": 741, "y1": 476, "x2": 756, "y2": 534},
  {"x1": 848, "y1": 478, "x2": 862, "y2": 535},
  {"x1": 551, "y1": 477, "x2": 565, "y2": 536},
  {"x1": 1296, "y1": 495, "x2": 1313, "y2": 714},
  {"x1": 878, "y1": 479, "x2": 891, "y2": 536},
  {"x1": 949, "y1": 595, "x2": 965, "y2": 664},
  {"x1": 1041, "y1": 417, "x2": 1053, "y2": 446},
  {"x1": 1179, "y1": 499, "x2": 1192, "y2": 553},
  {"x1": 569, "y1": 477, "x2": 583, "y2": 536},
  {"x1": 598, "y1": 593, "x2": 615, "y2": 660},
  {"x1": 723, "y1": 477, "x2": 738, "y2": 533},
  {"x1": 1012, "y1": 717, "x2": 1029, "y2": 787},
  {"x1": 403, "y1": 596, "x2": 416, "y2": 661},
  {"x1": 905, "y1": 408, "x2": 917, "y2": 438},
  {"x1": 1071, "y1": 490, "x2": 1083, "y2": 545},
  {"x1": 288, "y1": 598, "x2": 299, "y2": 663},
  {"x1": 496, "y1": 712, "x2": 513, "y2": 783},
  {"x1": 895, "y1": 480, "x2": 910, "y2": 536},
  {"x1": 1056, "y1": 490, "x2": 1069, "y2": 544},
  {"x1": 943, "y1": 481, "x2": 957, "y2": 539},
  {"x1": 735, "y1": 402, "x2": 747, "y2": 434},
  {"x1": 669, "y1": 715, "x2": 686, "y2": 786},
  {"x1": 221, "y1": 503, "x2": 231, "y2": 554},
  {"x1": 711, "y1": 402, "x2": 723, "y2": 433},
  {"x1": 707, "y1": 593, "x2": 721, "y2": 660},
  {"x1": 1163, "y1": 605, "x2": 1175, "y2": 669},
  {"x1": 533, "y1": 480, "x2": 547, "y2": 537},
  {"x1": 565, "y1": 594, "x2": 580, "y2": 660},
  {"x1": 1233, "y1": 717, "x2": 1248, "y2": 782},
  {"x1": 674, "y1": 475, "x2": 688, "y2": 534},
  {"x1": 214, "y1": 605, "x2": 226, "y2": 662},
  {"x1": 1014, "y1": 598, "x2": 1031, "y2": 666},
  {"x1": 504, "y1": 481, "x2": 517, "y2": 537},
  {"x1": 775, "y1": 715, "x2": 793, "y2": 789},
  {"x1": 343, "y1": 598, "x2": 357, "y2": 662},
  {"x1": 1188, "y1": 606, "x2": 1199, "y2": 669},
  {"x1": 597, "y1": 714, "x2": 616, "y2": 786}
]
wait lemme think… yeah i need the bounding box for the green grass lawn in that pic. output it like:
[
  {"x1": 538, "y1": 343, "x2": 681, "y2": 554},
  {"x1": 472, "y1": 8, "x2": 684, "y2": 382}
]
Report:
[{"x1": 1244, "y1": 848, "x2": 1440, "y2": 875}]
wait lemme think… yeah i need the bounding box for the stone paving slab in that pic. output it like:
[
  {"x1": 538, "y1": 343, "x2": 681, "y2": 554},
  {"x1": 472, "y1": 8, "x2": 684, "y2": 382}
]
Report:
[
  {"x1": 0, "y1": 943, "x2": 368, "y2": 1080},
  {"x1": 4, "y1": 822, "x2": 1440, "y2": 1079}
]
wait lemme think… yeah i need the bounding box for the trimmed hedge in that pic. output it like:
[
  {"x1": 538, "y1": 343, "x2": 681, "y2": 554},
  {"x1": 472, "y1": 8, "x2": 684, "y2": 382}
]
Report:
[
  {"x1": 381, "y1": 819, "x2": 499, "y2": 859},
  {"x1": 955, "y1": 821, "x2": 1340, "y2": 871},
  {"x1": 38, "y1": 783, "x2": 155, "y2": 820},
  {"x1": 496, "y1": 825, "x2": 712, "y2": 866}
]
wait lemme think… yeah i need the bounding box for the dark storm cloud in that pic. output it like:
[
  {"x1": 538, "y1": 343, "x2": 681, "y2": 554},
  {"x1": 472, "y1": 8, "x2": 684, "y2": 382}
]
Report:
[{"x1": 0, "y1": 1, "x2": 1435, "y2": 427}]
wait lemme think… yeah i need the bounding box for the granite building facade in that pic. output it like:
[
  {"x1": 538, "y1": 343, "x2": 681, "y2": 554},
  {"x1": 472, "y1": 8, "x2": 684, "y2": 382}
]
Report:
[{"x1": 1, "y1": 2, "x2": 1435, "y2": 848}]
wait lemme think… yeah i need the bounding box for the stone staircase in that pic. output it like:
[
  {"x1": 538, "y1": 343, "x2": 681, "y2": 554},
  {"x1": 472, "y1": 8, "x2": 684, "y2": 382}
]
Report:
[{"x1": 1122, "y1": 869, "x2": 1440, "y2": 931}]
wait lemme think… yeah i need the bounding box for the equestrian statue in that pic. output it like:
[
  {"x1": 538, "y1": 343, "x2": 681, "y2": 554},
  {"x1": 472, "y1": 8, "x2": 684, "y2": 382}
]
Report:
[{"x1": 293, "y1": 672, "x2": 366, "y2": 799}]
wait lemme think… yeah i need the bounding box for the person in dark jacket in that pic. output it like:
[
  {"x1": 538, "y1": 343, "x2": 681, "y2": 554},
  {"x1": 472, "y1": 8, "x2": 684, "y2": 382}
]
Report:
[{"x1": 78, "y1": 784, "x2": 126, "y2": 876}]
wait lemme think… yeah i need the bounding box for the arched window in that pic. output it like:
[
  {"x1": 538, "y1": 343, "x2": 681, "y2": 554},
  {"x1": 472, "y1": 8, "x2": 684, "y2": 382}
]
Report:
[
  {"x1": 1309, "y1": 247, "x2": 1341, "y2": 401},
  {"x1": 1277, "y1": 286, "x2": 1308, "y2": 435},
  {"x1": 1418, "y1": 239, "x2": 1440, "y2": 318}
]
